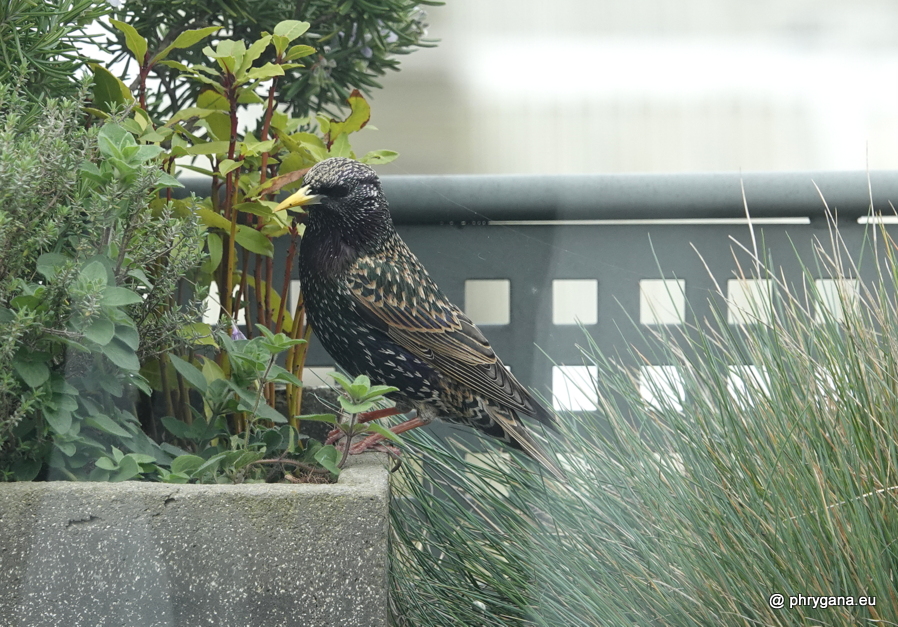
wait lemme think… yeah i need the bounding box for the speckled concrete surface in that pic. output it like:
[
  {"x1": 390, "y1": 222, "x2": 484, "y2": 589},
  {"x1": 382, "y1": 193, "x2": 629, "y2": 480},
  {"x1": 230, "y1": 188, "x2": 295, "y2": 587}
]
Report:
[{"x1": 0, "y1": 453, "x2": 389, "y2": 627}]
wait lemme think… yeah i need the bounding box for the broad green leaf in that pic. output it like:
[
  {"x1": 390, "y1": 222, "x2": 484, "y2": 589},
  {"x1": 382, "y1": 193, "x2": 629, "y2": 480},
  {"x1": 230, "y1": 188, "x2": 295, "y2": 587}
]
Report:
[
  {"x1": 169, "y1": 354, "x2": 208, "y2": 394},
  {"x1": 197, "y1": 208, "x2": 232, "y2": 230},
  {"x1": 36, "y1": 252, "x2": 69, "y2": 280},
  {"x1": 153, "y1": 26, "x2": 222, "y2": 64},
  {"x1": 328, "y1": 89, "x2": 370, "y2": 141},
  {"x1": 218, "y1": 159, "x2": 241, "y2": 176},
  {"x1": 338, "y1": 396, "x2": 377, "y2": 414},
  {"x1": 101, "y1": 338, "x2": 141, "y2": 371},
  {"x1": 236, "y1": 88, "x2": 264, "y2": 105},
  {"x1": 111, "y1": 455, "x2": 141, "y2": 482},
  {"x1": 43, "y1": 407, "x2": 72, "y2": 435},
  {"x1": 328, "y1": 133, "x2": 351, "y2": 158},
  {"x1": 251, "y1": 401, "x2": 288, "y2": 424},
  {"x1": 235, "y1": 225, "x2": 274, "y2": 257},
  {"x1": 115, "y1": 324, "x2": 140, "y2": 350},
  {"x1": 242, "y1": 62, "x2": 284, "y2": 83},
  {"x1": 110, "y1": 19, "x2": 147, "y2": 62},
  {"x1": 194, "y1": 453, "x2": 227, "y2": 477},
  {"x1": 86, "y1": 414, "x2": 132, "y2": 438},
  {"x1": 234, "y1": 201, "x2": 274, "y2": 217},
  {"x1": 274, "y1": 20, "x2": 310, "y2": 41},
  {"x1": 80, "y1": 260, "x2": 109, "y2": 285},
  {"x1": 83, "y1": 318, "x2": 115, "y2": 345},
  {"x1": 238, "y1": 35, "x2": 272, "y2": 76},
  {"x1": 95, "y1": 457, "x2": 118, "y2": 470},
  {"x1": 203, "y1": 111, "x2": 231, "y2": 142},
  {"x1": 197, "y1": 89, "x2": 229, "y2": 110},
  {"x1": 180, "y1": 323, "x2": 217, "y2": 347},
  {"x1": 360, "y1": 150, "x2": 399, "y2": 165},
  {"x1": 90, "y1": 64, "x2": 134, "y2": 113},
  {"x1": 182, "y1": 141, "x2": 231, "y2": 156},
  {"x1": 102, "y1": 286, "x2": 143, "y2": 307},
  {"x1": 201, "y1": 356, "x2": 226, "y2": 384},
  {"x1": 165, "y1": 106, "x2": 217, "y2": 126},
  {"x1": 207, "y1": 232, "x2": 223, "y2": 268},
  {"x1": 284, "y1": 44, "x2": 316, "y2": 61},
  {"x1": 297, "y1": 413, "x2": 338, "y2": 424},
  {"x1": 329, "y1": 371, "x2": 353, "y2": 391},
  {"x1": 269, "y1": 366, "x2": 303, "y2": 388},
  {"x1": 365, "y1": 422, "x2": 402, "y2": 444},
  {"x1": 162, "y1": 416, "x2": 193, "y2": 439},
  {"x1": 314, "y1": 445, "x2": 341, "y2": 475},
  {"x1": 171, "y1": 454, "x2": 205, "y2": 475},
  {"x1": 14, "y1": 360, "x2": 49, "y2": 388}
]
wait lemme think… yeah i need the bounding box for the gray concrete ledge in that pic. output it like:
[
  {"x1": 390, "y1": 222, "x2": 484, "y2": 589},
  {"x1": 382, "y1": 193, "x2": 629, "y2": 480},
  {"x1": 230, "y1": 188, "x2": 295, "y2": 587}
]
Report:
[{"x1": 0, "y1": 453, "x2": 390, "y2": 627}]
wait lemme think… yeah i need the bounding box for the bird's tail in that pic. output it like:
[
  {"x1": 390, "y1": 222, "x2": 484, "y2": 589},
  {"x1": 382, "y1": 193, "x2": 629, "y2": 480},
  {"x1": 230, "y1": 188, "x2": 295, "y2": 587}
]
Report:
[{"x1": 483, "y1": 403, "x2": 567, "y2": 482}]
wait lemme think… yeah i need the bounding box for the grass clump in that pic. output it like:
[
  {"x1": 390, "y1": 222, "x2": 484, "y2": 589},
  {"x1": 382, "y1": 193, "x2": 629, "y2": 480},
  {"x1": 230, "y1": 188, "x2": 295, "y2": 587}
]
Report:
[{"x1": 390, "y1": 223, "x2": 898, "y2": 626}]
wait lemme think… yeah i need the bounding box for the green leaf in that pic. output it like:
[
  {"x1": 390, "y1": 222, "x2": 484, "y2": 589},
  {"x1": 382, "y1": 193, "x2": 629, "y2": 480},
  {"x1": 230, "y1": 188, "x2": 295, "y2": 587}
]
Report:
[
  {"x1": 115, "y1": 324, "x2": 140, "y2": 350},
  {"x1": 36, "y1": 252, "x2": 69, "y2": 280},
  {"x1": 179, "y1": 323, "x2": 217, "y2": 348},
  {"x1": 153, "y1": 26, "x2": 223, "y2": 64},
  {"x1": 95, "y1": 456, "x2": 118, "y2": 470},
  {"x1": 269, "y1": 365, "x2": 303, "y2": 387},
  {"x1": 169, "y1": 354, "x2": 208, "y2": 394},
  {"x1": 297, "y1": 413, "x2": 338, "y2": 425},
  {"x1": 194, "y1": 453, "x2": 227, "y2": 477},
  {"x1": 338, "y1": 396, "x2": 377, "y2": 414},
  {"x1": 111, "y1": 455, "x2": 141, "y2": 482},
  {"x1": 328, "y1": 133, "x2": 352, "y2": 158},
  {"x1": 171, "y1": 454, "x2": 205, "y2": 475},
  {"x1": 360, "y1": 150, "x2": 399, "y2": 165},
  {"x1": 86, "y1": 414, "x2": 132, "y2": 438},
  {"x1": 247, "y1": 399, "x2": 289, "y2": 424},
  {"x1": 162, "y1": 416, "x2": 193, "y2": 439},
  {"x1": 83, "y1": 318, "x2": 115, "y2": 345},
  {"x1": 197, "y1": 208, "x2": 232, "y2": 231},
  {"x1": 43, "y1": 407, "x2": 72, "y2": 435},
  {"x1": 329, "y1": 371, "x2": 353, "y2": 391},
  {"x1": 328, "y1": 90, "x2": 370, "y2": 141},
  {"x1": 284, "y1": 44, "x2": 316, "y2": 62},
  {"x1": 235, "y1": 225, "x2": 274, "y2": 257},
  {"x1": 182, "y1": 141, "x2": 231, "y2": 156},
  {"x1": 274, "y1": 20, "x2": 311, "y2": 41},
  {"x1": 314, "y1": 445, "x2": 341, "y2": 475},
  {"x1": 242, "y1": 62, "x2": 284, "y2": 83},
  {"x1": 110, "y1": 19, "x2": 147, "y2": 62},
  {"x1": 365, "y1": 422, "x2": 402, "y2": 444},
  {"x1": 102, "y1": 286, "x2": 143, "y2": 307},
  {"x1": 80, "y1": 260, "x2": 109, "y2": 285},
  {"x1": 14, "y1": 360, "x2": 49, "y2": 389},
  {"x1": 238, "y1": 35, "x2": 272, "y2": 76},
  {"x1": 218, "y1": 159, "x2": 241, "y2": 176},
  {"x1": 90, "y1": 64, "x2": 134, "y2": 113},
  {"x1": 101, "y1": 338, "x2": 141, "y2": 371}
]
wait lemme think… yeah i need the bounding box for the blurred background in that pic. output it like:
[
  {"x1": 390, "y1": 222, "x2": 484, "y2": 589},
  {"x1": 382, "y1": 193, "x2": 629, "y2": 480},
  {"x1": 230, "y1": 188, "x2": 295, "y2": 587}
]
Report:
[{"x1": 351, "y1": 0, "x2": 898, "y2": 174}]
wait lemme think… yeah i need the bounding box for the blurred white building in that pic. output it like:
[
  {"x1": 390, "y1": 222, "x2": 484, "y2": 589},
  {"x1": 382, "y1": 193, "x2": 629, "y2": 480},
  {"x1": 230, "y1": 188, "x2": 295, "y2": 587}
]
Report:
[{"x1": 351, "y1": 0, "x2": 898, "y2": 174}]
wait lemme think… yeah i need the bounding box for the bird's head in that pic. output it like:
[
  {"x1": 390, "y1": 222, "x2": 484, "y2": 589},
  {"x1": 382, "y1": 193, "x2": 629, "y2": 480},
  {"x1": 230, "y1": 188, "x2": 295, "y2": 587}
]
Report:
[{"x1": 274, "y1": 158, "x2": 390, "y2": 236}]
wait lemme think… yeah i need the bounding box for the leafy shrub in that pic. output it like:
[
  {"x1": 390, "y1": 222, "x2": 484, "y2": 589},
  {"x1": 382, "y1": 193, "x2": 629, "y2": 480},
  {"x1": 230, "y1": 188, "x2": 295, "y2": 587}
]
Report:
[{"x1": 0, "y1": 85, "x2": 206, "y2": 480}]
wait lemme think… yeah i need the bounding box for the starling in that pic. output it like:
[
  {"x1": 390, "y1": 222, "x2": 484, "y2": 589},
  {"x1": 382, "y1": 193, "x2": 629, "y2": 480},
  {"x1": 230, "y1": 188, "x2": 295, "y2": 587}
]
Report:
[{"x1": 275, "y1": 157, "x2": 564, "y2": 480}]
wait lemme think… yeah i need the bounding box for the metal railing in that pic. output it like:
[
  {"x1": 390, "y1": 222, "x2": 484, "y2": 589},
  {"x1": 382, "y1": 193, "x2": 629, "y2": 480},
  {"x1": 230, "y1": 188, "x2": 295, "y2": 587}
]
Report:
[{"x1": 183, "y1": 170, "x2": 898, "y2": 408}]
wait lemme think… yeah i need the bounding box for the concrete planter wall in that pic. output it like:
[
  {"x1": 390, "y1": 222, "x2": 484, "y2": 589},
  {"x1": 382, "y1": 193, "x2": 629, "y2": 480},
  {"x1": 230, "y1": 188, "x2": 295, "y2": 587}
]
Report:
[{"x1": 0, "y1": 453, "x2": 389, "y2": 627}]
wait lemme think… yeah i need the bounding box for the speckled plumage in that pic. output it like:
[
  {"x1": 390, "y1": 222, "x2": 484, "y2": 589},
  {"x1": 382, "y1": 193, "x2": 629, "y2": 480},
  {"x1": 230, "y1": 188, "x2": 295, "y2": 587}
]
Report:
[{"x1": 288, "y1": 158, "x2": 562, "y2": 477}]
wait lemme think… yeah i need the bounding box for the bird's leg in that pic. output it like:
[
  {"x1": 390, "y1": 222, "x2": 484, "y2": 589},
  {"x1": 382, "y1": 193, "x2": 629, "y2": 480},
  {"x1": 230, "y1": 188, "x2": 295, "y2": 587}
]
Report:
[
  {"x1": 325, "y1": 406, "x2": 404, "y2": 445},
  {"x1": 347, "y1": 412, "x2": 429, "y2": 455}
]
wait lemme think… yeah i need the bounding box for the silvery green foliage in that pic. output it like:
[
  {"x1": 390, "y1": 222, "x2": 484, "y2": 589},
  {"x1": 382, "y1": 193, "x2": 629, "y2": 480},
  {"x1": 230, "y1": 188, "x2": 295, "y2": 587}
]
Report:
[{"x1": 0, "y1": 85, "x2": 205, "y2": 481}]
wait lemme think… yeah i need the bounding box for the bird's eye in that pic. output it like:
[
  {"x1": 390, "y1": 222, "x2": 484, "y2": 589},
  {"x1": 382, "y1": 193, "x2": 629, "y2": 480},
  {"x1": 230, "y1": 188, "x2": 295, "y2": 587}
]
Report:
[{"x1": 319, "y1": 183, "x2": 350, "y2": 198}]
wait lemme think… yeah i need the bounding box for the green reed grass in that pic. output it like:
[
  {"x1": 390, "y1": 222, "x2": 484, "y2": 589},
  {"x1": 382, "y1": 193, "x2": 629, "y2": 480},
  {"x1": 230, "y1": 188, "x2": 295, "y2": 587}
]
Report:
[{"x1": 390, "y1": 223, "x2": 898, "y2": 626}]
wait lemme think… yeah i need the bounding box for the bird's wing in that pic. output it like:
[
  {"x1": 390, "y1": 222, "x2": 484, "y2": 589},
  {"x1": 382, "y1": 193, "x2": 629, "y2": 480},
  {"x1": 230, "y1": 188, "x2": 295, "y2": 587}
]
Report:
[{"x1": 346, "y1": 254, "x2": 541, "y2": 417}]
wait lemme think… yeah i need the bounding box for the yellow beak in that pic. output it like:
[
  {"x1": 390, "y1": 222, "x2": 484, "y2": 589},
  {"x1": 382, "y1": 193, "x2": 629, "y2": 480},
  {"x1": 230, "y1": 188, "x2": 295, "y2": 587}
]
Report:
[{"x1": 274, "y1": 185, "x2": 322, "y2": 212}]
